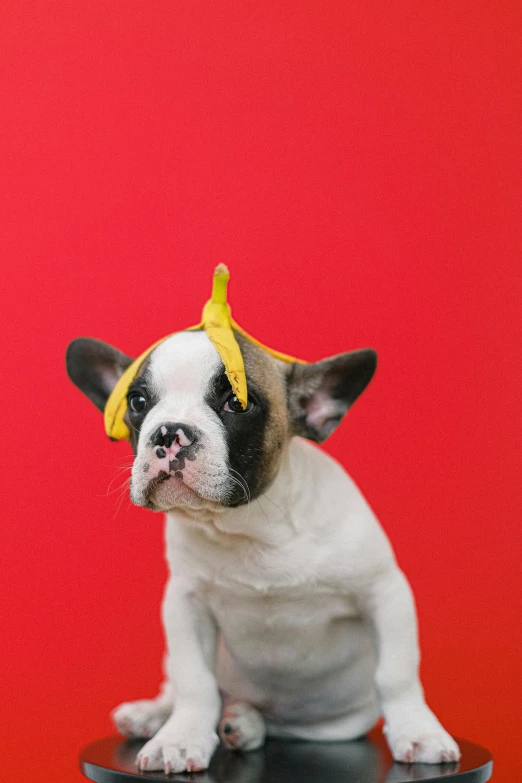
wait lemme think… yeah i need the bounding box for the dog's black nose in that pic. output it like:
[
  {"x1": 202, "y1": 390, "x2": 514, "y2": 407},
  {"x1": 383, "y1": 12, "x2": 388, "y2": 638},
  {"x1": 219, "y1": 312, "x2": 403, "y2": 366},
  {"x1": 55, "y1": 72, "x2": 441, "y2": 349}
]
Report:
[{"x1": 151, "y1": 423, "x2": 197, "y2": 451}]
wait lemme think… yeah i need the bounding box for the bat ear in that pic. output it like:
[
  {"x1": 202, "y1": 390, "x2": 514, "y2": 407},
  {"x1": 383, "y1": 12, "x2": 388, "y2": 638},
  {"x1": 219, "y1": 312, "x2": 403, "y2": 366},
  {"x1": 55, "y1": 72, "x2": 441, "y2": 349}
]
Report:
[
  {"x1": 66, "y1": 337, "x2": 134, "y2": 412},
  {"x1": 286, "y1": 349, "x2": 377, "y2": 443}
]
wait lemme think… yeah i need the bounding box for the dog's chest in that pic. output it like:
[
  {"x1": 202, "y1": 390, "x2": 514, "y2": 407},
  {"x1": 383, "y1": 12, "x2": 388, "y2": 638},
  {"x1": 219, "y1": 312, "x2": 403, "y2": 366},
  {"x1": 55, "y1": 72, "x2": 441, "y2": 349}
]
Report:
[
  {"x1": 205, "y1": 577, "x2": 361, "y2": 662},
  {"x1": 206, "y1": 578, "x2": 357, "y2": 624}
]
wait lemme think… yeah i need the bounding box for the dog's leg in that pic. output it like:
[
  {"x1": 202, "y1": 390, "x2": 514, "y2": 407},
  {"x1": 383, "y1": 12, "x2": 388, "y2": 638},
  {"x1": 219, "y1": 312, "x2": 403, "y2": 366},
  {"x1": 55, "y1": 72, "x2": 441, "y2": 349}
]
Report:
[
  {"x1": 135, "y1": 577, "x2": 221, "y2": 773},
  {"x1": 218, "y1": 699, "x2": 266, "y2": 751},
  {"x1": 363, "y1": 567, "x2": 461, "y2": 764}
]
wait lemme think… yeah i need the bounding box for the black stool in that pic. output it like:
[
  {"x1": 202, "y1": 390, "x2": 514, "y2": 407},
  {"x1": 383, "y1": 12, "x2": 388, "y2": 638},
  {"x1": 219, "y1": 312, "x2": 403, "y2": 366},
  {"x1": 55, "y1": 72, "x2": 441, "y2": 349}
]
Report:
[{"x1": 80, "y1": 731, "x2": 493, "y2": 783}]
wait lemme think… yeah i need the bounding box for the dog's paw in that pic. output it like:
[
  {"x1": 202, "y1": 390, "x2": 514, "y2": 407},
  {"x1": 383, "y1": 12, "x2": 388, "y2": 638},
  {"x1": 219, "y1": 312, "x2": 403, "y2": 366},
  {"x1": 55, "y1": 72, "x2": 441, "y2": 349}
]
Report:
[
  {"x1": 136, "y1": 728, "x2": 219, "y2": 773},
  {"x1": 387, "y1": 728, "x2": 461, "y2": 764},
  {"x1": 111, "y1": 699, "x2": 171, "y2": 739},
  {"x1": 218, "y1": 701, "x2": 266, "y2": 751}
]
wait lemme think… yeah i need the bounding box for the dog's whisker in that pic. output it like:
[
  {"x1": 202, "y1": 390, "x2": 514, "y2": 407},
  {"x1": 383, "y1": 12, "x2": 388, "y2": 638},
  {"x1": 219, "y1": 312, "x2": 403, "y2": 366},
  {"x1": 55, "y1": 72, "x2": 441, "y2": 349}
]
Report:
[
  {"x1": 228, "y1": 470, "x2": 250, "y2": 503},
  {"x1": 112, "y1": 477, "x2": 132, "y2": 517},
  {"x1": 105, "y1": 470, "x2": 132, "y2": 497},
  {"x1": 229, "y1": 468, "x2": 251, "y2": 500},
  {"x1": 228, "y1": 474, "x2": 249, "y2": 503},
  {"x1": 228, "y1": 467, "x2": 251, "y2": 528},
  {"x1": 261, "y1": 492, "x2": 291, "y2": 523},
  {"x1": 107, "y1": 455, "x2": 136, "y2": 465},
  {"x1": 105, "y1": 483, "x2": 130, "y2": 500},
  {"x1": 227, "y1": 476, "x2": 248, "y2": 505},
  {"x1": 108, "y1": 465, "x2": 134, "y2": 478},
  {"x1": 105, "y1": 474, "x2": 132, "y2": 501},
  {"x1": 128, "y1": 420, "x2": 141, "y2": 435},
  {"x1": 256, "y1": 497, "x2": 274, "y2": 527}
]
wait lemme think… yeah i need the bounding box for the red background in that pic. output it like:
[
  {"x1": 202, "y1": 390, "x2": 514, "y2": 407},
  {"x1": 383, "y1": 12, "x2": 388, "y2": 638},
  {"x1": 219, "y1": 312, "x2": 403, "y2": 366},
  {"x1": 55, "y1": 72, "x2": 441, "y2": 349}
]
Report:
[{"x1": 1, "y1": 2, "x2": 520, "y2": 781}]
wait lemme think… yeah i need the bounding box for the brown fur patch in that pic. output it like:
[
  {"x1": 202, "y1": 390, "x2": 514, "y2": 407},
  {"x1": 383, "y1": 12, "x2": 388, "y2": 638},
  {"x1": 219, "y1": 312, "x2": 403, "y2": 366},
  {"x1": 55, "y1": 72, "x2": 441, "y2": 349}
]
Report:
[
  {"x1": 233, "y1": 333, "x2": 291, "y2": 495},
  {"x1": 125, "y1": 355, "x2": 153, "y2": 455}
]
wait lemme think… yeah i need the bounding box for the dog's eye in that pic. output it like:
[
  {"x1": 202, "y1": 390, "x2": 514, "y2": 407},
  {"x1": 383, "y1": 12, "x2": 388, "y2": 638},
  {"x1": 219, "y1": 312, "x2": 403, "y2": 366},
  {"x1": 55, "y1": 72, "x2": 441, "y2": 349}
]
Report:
[
  {"x1": 223, "y1": 394, "x2": 254, "y2": 414},
  {"x1": 128, "y1": 394, "x2": 147, "y2": 414}
]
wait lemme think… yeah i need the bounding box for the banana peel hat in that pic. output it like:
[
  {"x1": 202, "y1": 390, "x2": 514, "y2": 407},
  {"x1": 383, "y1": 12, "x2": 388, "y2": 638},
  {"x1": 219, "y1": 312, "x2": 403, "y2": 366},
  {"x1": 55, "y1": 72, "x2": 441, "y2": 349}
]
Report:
[{"x1": 104, "y1": 264, "x2": 307, "y2": 441}]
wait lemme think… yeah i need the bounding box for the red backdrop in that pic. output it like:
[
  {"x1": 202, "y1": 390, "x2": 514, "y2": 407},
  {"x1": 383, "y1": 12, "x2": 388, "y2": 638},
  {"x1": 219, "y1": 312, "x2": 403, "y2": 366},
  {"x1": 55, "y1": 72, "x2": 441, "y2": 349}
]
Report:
[{"x1": 1, "y1": 2, "x2": 520, "y2": 781}]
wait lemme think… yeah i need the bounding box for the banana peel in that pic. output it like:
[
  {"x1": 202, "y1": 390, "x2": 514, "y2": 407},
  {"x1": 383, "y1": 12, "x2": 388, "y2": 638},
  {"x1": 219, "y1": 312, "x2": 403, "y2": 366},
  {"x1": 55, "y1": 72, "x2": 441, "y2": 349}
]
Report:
[{"x1": 104, "y1": 264, "x2": 306, "y2": 441}]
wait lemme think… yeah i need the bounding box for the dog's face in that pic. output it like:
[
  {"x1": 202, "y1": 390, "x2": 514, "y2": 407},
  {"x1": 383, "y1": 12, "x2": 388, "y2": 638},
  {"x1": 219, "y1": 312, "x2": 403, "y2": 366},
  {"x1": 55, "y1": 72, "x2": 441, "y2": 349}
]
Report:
[{"x1": 66, "y1": 331, "x2": 376, "y2": 513}]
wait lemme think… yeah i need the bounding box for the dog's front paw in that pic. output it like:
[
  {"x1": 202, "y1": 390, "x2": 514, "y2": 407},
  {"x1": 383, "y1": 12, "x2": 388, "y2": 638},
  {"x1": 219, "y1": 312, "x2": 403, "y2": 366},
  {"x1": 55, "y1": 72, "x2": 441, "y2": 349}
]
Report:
[
  {"x1": 136, "y1": 728, "x2": 219, "y2": 773},
  {"x1": 218, "y1": 701, "x2": 266, "y2": 751},
  {"x1": 111, "y1": 699, "x2": 171, "y2": 739},
  {"x1": 386, "y1": 726, "x2": 461, "y2": 764}
]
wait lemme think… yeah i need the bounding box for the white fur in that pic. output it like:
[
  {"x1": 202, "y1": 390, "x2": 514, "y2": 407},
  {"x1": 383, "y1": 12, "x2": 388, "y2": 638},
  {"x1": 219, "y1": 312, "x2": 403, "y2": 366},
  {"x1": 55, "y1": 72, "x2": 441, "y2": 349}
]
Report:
[{"x1": 113, "y1": 333, "x2": 459, "y2": 771}]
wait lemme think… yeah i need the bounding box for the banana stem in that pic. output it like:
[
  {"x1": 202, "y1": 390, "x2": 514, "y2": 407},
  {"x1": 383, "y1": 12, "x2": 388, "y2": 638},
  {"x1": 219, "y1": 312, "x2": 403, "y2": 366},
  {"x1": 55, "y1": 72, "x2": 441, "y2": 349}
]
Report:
[{"x1": 211, "y1": 264, "x2": 230, "y2": 305}]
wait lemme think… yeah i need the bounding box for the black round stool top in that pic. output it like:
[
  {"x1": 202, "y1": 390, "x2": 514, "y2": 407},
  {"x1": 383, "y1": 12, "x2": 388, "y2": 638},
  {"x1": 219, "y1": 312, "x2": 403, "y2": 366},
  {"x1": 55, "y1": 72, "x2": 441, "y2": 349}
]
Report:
[{"x1": 80, "y1": 733, "x2": 493, "y2": 783}]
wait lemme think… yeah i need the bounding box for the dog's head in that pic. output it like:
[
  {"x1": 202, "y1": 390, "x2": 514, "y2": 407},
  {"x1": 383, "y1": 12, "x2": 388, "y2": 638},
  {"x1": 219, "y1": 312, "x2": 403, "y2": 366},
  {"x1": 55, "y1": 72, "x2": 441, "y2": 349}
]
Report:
[{"x1": 66, "y1": 330, "x2": 376, "y2": 513}]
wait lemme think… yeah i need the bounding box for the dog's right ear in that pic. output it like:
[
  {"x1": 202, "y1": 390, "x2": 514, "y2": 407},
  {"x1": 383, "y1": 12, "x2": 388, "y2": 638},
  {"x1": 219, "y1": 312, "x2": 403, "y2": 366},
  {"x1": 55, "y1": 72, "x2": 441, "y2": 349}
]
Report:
[
  {"x1": 285, "y1": 348, "x2": 377, "y2": 443},
  {"x1": 65, "y1": 337, "x2": 134, "y2": 412}
]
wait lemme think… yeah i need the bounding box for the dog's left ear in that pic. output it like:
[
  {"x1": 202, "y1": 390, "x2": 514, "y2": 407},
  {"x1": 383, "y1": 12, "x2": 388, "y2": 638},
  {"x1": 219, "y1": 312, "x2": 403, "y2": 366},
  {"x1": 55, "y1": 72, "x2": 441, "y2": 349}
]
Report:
[
  {"x1": 286, "y1": 349, "x2": 377, "y2": 443},
  {"x1": 66, "y1": 337, "x2": 134, "y2": 412}
]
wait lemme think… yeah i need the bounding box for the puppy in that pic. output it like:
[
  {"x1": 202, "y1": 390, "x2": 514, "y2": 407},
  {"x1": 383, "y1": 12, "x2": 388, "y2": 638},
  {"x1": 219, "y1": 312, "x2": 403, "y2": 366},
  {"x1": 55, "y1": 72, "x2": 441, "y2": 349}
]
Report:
[{"x1": 66, "y1": 329, "x2": 460, "y2": 773}]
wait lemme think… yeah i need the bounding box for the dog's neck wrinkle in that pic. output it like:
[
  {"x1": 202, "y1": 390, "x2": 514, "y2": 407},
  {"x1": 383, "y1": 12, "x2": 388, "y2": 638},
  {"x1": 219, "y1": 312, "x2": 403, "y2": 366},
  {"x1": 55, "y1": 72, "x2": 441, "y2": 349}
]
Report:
[{"x1": 166, "y1": 439, "x2": 309, "y2": 546}]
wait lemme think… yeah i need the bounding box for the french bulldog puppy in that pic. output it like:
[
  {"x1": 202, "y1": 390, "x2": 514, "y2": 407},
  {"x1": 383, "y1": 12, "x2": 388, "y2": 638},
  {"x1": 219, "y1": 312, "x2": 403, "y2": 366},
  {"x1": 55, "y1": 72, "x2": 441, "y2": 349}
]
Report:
[{"x1": 66, "y1": 330, "x2": 460, "y2": 773}]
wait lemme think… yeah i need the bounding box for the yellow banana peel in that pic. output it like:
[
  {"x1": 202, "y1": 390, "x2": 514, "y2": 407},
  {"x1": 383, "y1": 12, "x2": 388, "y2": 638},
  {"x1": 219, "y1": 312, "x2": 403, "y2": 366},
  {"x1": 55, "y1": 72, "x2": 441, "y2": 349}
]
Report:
[
  {"x1": 104, "y1": 264, "x2": 306, "y2": 441},
  {"x1": 200, "y1": 265, "x2": 247, "y2": 410}
]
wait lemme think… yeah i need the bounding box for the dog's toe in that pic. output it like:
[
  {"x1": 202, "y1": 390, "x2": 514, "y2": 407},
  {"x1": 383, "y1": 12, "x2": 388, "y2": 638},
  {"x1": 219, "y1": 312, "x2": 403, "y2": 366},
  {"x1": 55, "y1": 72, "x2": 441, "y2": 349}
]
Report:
[
  {"x1": 219, "y1": 701, "x2": 266, "y2": 751},
  {"x1": 136, "y1": 730, "x2": 218, "y2": 773},
  {"x1": 136, "y1": 738, "x2": 165, "y2": 771},
  {"x1": 390, "y1": 730, "x2": 461, "y2": 764}
]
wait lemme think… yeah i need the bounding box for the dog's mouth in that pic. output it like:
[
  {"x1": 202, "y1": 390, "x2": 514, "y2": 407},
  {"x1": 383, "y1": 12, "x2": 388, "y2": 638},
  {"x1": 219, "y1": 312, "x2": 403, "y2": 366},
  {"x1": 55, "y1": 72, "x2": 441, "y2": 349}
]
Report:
[
  {"x1": 130, "y1": 455, "x2": 234, "y2": 513},
  {"x1": 141, "y1": 470, "x2": 208, "y2": 511},
  {"x1": 146, "y1": 470, "x2": 173, "y2": 493}
]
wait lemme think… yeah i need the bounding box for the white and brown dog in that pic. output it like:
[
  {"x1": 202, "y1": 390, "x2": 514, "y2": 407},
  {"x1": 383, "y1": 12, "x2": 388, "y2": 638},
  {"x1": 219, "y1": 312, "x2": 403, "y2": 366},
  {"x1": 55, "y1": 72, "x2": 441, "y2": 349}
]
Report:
[{"x1": 66, "y1": 329, "x2": 460, "y2": 773}]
